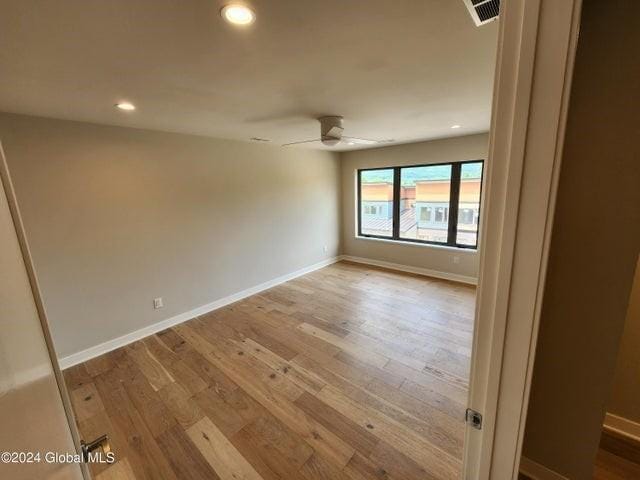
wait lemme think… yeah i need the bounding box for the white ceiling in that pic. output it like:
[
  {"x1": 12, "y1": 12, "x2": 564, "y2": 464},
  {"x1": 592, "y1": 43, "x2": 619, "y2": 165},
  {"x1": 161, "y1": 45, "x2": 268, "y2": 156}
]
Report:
[{"x1": 0, "y1": 0, "x2": 498, "y2": 151}]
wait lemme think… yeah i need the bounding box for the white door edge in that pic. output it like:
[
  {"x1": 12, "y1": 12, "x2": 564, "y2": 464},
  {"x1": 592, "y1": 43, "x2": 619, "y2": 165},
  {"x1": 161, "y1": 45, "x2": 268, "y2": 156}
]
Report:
[{"x1": 462, "y1": 0, "x2": 583, "y2": 478}]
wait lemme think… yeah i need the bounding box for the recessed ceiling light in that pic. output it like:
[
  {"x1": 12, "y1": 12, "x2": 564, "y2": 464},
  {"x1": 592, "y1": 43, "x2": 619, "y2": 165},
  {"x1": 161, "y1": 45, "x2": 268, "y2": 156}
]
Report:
[
  {"x1": 115, "y1": 102, "x2": 135, "y2": 111},
  {"x1": 347, "y1": 142, "x2": 355, "y2": 145},
  {"x1": 221, "y1": 4, "x2": 256, "y2": 25},
  {"x1": 451, "y1": 124, "x2": 461, "y2": 129}
]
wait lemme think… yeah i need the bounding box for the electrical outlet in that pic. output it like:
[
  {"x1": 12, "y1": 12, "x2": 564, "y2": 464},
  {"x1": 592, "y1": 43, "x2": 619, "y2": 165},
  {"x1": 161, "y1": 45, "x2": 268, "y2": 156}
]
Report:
[
  {"x1": 153, "y1": 297, "x2": 164, "y2": 309},
  {"x1": 453, "y1": 256, "x2": 460, "y2": 264},
  {"x1": 323, "y1": 245, "x2": 328, "y2": 253}
]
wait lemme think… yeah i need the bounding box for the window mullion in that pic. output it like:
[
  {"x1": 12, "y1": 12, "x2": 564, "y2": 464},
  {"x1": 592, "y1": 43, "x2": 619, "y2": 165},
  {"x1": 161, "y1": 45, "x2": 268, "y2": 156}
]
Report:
[
  {"x1": 392, "y1": 167, "x2": 401, "y2": 239},
  {"x1": 448, "y1": 163, "x2": 461, "y2": 246}
]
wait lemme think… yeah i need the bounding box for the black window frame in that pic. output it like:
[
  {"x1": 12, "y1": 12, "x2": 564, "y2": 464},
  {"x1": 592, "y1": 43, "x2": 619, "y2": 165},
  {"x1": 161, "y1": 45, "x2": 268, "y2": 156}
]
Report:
[{"x1": 357, "y1": 159, "x2": 484, "y2": 250}]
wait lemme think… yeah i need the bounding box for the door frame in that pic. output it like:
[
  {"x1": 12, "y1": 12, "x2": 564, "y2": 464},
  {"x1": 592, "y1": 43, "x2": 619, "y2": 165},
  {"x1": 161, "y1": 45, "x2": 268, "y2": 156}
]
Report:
[
  {"x1": 463, "y1": 0, "x2": 583, "y2": 478},
  {"x1": 0, "y1": 144, "x2": 91, "y2": 479}
]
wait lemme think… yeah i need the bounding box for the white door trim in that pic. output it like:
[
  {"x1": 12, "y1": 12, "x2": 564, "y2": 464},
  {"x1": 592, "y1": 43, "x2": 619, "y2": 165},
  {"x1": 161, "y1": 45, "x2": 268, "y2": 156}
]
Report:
[{"x1": 463, "y1": 0, "x2": 583, "y2": 478}]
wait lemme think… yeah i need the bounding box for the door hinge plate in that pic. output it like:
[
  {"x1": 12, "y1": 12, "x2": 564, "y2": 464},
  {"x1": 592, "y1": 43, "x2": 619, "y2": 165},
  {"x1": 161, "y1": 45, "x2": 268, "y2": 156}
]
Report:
[{"x1": 465, "y1": 408, "x2": 483, "y2": 430}]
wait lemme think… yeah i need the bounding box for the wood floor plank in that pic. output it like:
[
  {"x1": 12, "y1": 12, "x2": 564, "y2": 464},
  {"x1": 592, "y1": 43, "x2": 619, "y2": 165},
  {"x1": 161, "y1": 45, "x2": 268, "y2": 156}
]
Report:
[
  {"x1": 343, "y1": 452, "x2": 395, "y2": 480},
  {"x1": 142, "y1": 335, "x2": 181, "y2": 367},
  {"x1": 239, "y1": 336, "x2": 327, "y2": 394},
  {"x1": 70, "y1": 382, "x2": 106, "y2": 421},
  {"x1": 118, "y1": 361, "x2": 177, "y2": 438},
  {"x1": 157, "y1": 424, "x2": 221, "y2": 480},
  {"x1": 85, "y1": 353, "x2": 117, "y2": 377},
  {"x1": 294, "y1": 391, "x2": 379, "y2": 457},
  {"x1": 126, "y1": 341, "x2": 175, "y2": 392},
  {"x1": 363, "y1": 378, "x2": 464, "y2": 458},
  {"x1": 230, "y1": 415, "x2": 314, "y2": 479},
  {"x1": 86, "y1": 362, "x2": 179, "y2": 480},
  {"x1": 299, "y1": 453, "x2": 352, "y2": 480},
  {"x1": 202, "y1": 307, "x2": 300, "y2": 361},
  {"x1": 333, "y1": 351, "x2": 404, "y2": 389},
  {"x1": 297, "y1": 322, "x2": 390, "y2": 369},
  {"x1": 65, "y1": 262, "x2": 475, "y2": 480},
  {"x1": 192, "y1": 386, "x2": 253, "y2": 437},
  {"x1": 95, "y1": 458, "x2": 137, "y2": 480},
  {"x1": 179, "y1": 346, "x2": 239, "y2": 397},
  {"x1": 158, "y1": 381, "x2": 204, "y2": 430},
  {"x1": 63, "y1": 363, "x2": 93, "y2": 390},
  {"x1": 175, "y1": 323, "x2": 356, "y2": 467},
  {"x1": 317, "y1": 384, "x2": 461, "y2": 479},
  {"x1": 368, "y1": 439, "x2": 439, "y2": 480},
  {"x1": 228, "y1": 429, "x2": 290, "y2": 480},
  {"x1": 411, "y1": 344, "x2": 471, "y2": 381},
  {"x1": 399, "y1": 377, "x2": 467, "y2": 419},
  {"x1": 221, "y1": 387, "x2": 266, "y2": 425},
  {"x1": 294, "y1": 311, "x2": 352, "y2": 338},
  {"x1": 385, "y1": 358, "x2": 468, "y2": 402},
  {"x1": 188, "y1": 322, "x2": 306, "y2": 402},
  {"x1": 156, "y1": 328, "x2": 191, "y2": 354},
  {"x1": 594, "y1": 449, "x2": 640, "y2": 480},
  {"x1": 248, "y1": 315, "x2": 343, "y2": 359},
  {"x1": 207, "y1": 343, "x2": 355, "y2": 468},
  {"x1": 105, "y1": 397, "x2": 178, "y2": 480},
  {"x1": 187, "y1": 416, "x2": 265, "y2": 480}
]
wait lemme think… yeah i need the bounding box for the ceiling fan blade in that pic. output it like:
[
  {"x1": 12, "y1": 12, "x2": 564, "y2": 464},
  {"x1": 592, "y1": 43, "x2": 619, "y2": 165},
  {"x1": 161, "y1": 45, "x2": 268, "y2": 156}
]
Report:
[
  {"x1": 342, "y1": 136, "x2": 380, "y2": 145},
  {"x1": 282, "y1": 138, "x2": 321, "y2": 147}
]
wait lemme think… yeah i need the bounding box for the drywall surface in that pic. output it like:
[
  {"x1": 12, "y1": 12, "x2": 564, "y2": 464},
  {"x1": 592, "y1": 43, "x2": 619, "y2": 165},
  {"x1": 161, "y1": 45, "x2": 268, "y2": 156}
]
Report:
[
  {"x1": 340, "y1": 133, "x2": 488, "y2": 279},
  {"x1": 522, "y1": 1, "x2": 640, "y2": 478},
  {"x1": 608, "y1": 257, "x2": 640, "y2": 425},
  {"x1": 0, "y1": 113, "x2": 341, "y2": 358}
]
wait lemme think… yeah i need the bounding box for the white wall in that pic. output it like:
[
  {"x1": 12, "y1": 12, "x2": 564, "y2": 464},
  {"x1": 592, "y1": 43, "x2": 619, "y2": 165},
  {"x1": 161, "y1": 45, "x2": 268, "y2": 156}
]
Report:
[
  {"x1": 0, "y1": 113, "x2": 341, "y2": 360},
  {"x1": 340, "y1": 134, "x2": 488, "y2": 280}
]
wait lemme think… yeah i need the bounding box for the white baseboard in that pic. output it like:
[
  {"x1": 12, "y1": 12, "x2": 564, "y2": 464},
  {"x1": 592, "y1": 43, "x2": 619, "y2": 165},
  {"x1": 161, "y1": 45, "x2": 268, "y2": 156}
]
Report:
[
  {"x1": 519, "y1": 457, "x2": 568, "y2": 480},
  {"x1": 604, "y1": 412, "x2": 640, "y2": 443},
  {"x1": 59, "y1": 256, "x2": 341, "y2": 369},
  {"x1": 341, "y1": 255, "x2": 478, "y2": 285}
]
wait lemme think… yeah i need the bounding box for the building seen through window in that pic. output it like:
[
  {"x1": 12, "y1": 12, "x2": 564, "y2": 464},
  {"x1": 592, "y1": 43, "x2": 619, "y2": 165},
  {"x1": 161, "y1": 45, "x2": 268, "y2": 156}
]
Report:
[{"x1": 359, "y1": 161, "x2": 483, "y2": 248}]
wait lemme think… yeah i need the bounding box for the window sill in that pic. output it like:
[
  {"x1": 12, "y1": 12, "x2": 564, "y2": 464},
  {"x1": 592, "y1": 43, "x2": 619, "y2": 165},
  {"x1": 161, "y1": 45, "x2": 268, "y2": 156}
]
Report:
[{"x1": 354, "y1": 235, "x2": 478, "y2": 252}]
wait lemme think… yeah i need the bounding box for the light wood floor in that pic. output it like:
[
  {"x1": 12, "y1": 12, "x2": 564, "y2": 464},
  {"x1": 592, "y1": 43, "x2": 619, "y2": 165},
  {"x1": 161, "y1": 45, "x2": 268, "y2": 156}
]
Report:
[
  {"x1": 64, "y1": 261, "x2": 475, "y2": 480},
  {"x1": 593, "y1": 429, "x2": 640, "y2": 479}
]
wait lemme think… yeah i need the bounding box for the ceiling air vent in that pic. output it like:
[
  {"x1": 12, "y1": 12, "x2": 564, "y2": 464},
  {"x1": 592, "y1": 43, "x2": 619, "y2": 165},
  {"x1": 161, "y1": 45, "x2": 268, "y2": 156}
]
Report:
[{"x1": 462, "y1": 0, "x2": 500, "y2": 26}]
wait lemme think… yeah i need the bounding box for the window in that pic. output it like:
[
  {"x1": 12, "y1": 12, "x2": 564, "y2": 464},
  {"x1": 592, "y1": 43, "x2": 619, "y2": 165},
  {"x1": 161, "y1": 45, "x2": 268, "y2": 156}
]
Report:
[
  {"x1": 366, "y1": 205, "x2": 380, "y2": 215},
  {"x1": 364, "y1": 205, "x2": 379, "y2": 215},
  {"x1": 419, "y1": 206, "x2": 432, "y2": 222},
  {"x1": 357, "y1": 160, "x2": 484, "y2": 249},
  {"x1": 456, "y1": 162, "x2": 483, "y2": 246},
  {"x1": 359, "y1": 168, "x2": 394, "y2": 237}
]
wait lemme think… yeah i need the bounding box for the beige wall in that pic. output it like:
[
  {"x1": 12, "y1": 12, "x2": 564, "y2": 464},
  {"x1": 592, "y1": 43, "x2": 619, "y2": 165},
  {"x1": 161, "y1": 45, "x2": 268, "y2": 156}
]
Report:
[
  {"x1": 522, "y1": 1, "x2": 640, "y2": 478},
  {"x1": 608, "y1": 257, "x2": 640, "y2": 424},
  {"x1": 0, "y1": 113, "x2": 341, "y2": 359},
  {"x1": 341, "y1": 134, "x2": 488, "y2": 279}
]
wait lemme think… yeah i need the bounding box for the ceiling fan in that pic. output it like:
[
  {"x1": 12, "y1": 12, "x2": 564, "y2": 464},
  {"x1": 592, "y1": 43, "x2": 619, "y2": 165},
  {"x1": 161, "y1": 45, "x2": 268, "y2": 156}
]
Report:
[{"x1": 282, "y1": 116, "x2": 392, "y2": 147}]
